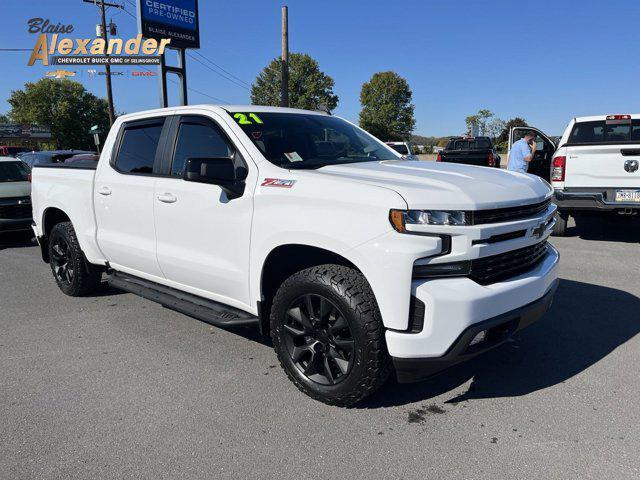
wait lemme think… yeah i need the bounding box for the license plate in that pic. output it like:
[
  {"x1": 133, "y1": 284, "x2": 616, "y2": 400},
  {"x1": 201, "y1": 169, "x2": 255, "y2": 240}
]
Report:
[{"x1": 615, "y1": 189, "x2": 640, "y2": 202}]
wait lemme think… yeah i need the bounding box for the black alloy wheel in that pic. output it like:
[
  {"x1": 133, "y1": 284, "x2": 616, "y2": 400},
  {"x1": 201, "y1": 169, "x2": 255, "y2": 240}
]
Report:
[
  {"x1": 50, "y1": 234, "x2": 74, "y2": 286},
  {"x1": 283, "y1": 294, "x2": 355, "y2": 385},
  {"x1": 47, "y1": 222, "x2": 102, "y2": 296}
]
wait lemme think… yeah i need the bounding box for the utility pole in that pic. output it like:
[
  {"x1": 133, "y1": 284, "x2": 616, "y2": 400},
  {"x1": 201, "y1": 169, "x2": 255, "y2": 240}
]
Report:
[
  {"x1": 280, "y1": 5, "x2": 289, "y2": 108},
  {"x1": 83, "y1": 0, "x2": 122, "y2": 126}
]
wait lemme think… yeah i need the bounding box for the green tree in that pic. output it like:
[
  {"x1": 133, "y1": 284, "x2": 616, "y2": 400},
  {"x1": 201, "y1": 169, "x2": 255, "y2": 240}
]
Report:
[
  {"x1": 8, "y1": 78, "x2": 110, "y2": 150},
  {"x1": 250, "y1": 53, "x2": 338, "y2": 112},
  {"x1": 465, "y1": 109, "x2": 495, "y2": 136},
  {"x1": 497, "y1": 117, "x2": 528, "y2": 144},
  {"x1": 0, "y1": 113, "x2": 11, "y2": 123},
  {"x1": 359, "y1": 71, "x2": 415, "y2": 141}
]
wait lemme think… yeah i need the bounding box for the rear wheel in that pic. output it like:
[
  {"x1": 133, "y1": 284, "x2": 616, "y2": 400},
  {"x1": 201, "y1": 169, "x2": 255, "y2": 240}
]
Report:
[
  {"x1": 48, "y1": 222, "x2": 102, "y2": 296},
  {"x1": 270, "y1": 265, "x2": 391, "y2": 406},
  {"x1": 552, "y1": 211, "x2": 569, "y2": 236}
]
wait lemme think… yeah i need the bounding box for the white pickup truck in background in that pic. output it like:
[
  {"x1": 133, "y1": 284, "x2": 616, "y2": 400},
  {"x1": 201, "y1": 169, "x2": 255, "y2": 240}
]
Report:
[
  {"x1": 510, "y1": 114, "x2": 640, "y2": 236},
  {"x1": 31, "y1": 105, "x2": 558, "y2": 406}
]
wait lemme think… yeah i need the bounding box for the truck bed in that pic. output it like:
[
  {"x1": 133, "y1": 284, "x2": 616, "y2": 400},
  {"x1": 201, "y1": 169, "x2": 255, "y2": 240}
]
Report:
[
  {"x1": 31, "y1": 163, "x2": 103, "y2": 264},
  {"x1": 440, "y1": 148, "x2": 494, "y2": 167}
]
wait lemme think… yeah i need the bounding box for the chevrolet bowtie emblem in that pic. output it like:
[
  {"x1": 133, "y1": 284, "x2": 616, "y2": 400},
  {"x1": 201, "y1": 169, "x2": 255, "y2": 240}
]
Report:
[
  {"x1": 46, "y1": 69, "x2": 76, "y2": 79},
  {"x1": 531, "y1": 222, "x2": 546, "y2": 239}
]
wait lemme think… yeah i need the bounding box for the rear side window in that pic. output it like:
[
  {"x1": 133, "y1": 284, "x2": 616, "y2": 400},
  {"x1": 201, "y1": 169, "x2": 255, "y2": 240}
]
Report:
[
  {"x1": 114, "y1": 120, "x2": 164, "y2": 174},
  {"x1": 569, "y1": 120, "x2": 640, "y2": 144},
  {"x1": 171, "y1": 120, "x2": 233, "y2": 176}
]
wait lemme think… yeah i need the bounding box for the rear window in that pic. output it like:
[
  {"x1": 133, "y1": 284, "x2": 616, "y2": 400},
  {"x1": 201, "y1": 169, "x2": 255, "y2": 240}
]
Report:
[
  {"x1": 569, "y1": 119, "x2": 640, "y2": 144},
  {"x1": 388, "y1": 144, "x2": 409, "y2": 155},
  {"x1": 448, "y1": 138, "x2": 491, "y2": 150},
  {"x1": 114, "y1": 120, "x2": 164, "y2": 174}
]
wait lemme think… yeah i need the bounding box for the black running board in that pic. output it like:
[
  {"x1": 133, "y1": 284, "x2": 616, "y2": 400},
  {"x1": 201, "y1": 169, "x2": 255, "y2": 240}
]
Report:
[{"x1": 108, "y1": 271, "x2": 259, "y2": 328}]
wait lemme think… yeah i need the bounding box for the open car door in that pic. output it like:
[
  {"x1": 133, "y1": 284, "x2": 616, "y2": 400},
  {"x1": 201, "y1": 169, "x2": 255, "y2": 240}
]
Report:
[{"x1": 508, "y1": 126, "x2": 556, "y2": 181}]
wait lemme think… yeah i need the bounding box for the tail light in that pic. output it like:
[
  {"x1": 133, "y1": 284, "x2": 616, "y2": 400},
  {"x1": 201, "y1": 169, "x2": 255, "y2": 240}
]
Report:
[
  {"x1": 436, "y1": 152, "x2": 442, "y2": 162},
  {"x1": 551, "y1": 156, "x2": 566, "y2": 182},
  {"x1": 488, "y1": 151, "x2": 495, "y2": 167},
  {"x1": 27, "y1": 173, "x2": 32, "y2": 182}
]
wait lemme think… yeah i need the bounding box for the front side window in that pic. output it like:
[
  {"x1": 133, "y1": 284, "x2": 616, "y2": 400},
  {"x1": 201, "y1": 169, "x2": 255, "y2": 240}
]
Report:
[
  {"x1": 229, "y1": 112, "x2": 398, "y2": 169},
  {"x1": 0, "y1": 161, "x2": 29, "y2": 182},
  {"x1": 115, "y1": 120, "x2": 164, "y2": 174},
  {"x1": 171, "y1": 121, "x2": 234, "y2": 176}
]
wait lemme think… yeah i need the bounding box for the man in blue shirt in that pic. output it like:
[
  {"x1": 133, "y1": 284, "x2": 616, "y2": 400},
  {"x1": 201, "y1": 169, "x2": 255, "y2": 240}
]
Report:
[{"x1": 508, "y1": 131, "x2": 536, "y2": 173}]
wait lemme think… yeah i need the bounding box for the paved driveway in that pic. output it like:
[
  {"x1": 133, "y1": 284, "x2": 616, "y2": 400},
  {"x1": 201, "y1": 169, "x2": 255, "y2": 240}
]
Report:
[{"x1": 1, "y1": 216, "x2": 639, "y2": 479}]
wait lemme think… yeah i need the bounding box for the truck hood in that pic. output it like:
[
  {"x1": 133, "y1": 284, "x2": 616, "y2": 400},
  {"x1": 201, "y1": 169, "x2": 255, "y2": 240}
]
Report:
[
  {"x1": 317, "y1": 160, "x2": 551, "y2": 210},
  {"x1": 0, "y1": 181, "x2": 30, "y2": 199}
]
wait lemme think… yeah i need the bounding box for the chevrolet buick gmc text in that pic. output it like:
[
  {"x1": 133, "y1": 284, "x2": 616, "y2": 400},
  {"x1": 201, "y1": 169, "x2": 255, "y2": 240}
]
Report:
[{"x1": 31, "y1": 105, "x2": 559, "y2": 406}]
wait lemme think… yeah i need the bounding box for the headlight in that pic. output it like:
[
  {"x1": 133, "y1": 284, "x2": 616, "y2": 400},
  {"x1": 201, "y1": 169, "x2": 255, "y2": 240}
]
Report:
[{"x1": 389, "y1": 209, "x2": 469, "y2": 232}]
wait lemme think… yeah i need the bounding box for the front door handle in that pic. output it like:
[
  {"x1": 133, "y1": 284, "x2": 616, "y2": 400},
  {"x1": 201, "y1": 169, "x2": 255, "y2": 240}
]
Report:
[
  {"x1": 157, "y1": 193, "x2": 177, "y2": 204},
  {"x1": 97, "y1": 186, "x2": 112, "y2": 196}
]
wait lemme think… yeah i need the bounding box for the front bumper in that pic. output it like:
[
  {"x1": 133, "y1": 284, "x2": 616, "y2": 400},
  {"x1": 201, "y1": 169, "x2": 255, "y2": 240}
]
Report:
[
  {"x1": 0, "y1": 217, "x2": 33, "y2": 233},
  {"x1": 554, "y1": 189, "x2": 640, "y2": 212},
  {"x1": 393, "y1": 282, "x2": 557, "y2": 382},
  {"x1": 386, "y1": 243, "x2": 559, "y2": 381}
]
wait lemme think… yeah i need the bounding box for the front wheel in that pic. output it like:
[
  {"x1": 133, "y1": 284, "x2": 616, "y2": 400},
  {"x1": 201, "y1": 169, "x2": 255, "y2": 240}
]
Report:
[
  {"x1": 552, "y1": 211, "x2": 569, "y2": 236},
  {"x1": 48, "y1": 222, "x2": 102, "y2": 296},
  {"x1": 270, "y1": 265, "x2": 391, "y2": 407}
]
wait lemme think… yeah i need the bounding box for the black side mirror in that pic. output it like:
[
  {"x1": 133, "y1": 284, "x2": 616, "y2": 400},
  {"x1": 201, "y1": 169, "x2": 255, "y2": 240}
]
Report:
[{"x1": 183, "y1": 157, "x2": 247, "y2": 199}]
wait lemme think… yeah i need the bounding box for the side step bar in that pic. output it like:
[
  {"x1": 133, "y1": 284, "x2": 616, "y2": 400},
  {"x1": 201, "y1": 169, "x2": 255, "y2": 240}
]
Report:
[{"x1": 108, "y1": 271, "x2": 259, "y2": 328}]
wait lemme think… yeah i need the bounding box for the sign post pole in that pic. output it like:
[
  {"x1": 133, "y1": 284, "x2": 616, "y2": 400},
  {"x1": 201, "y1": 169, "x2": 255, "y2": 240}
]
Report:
[{"x1": 137, "y1": 0, "x2": 199, "y2": 108}]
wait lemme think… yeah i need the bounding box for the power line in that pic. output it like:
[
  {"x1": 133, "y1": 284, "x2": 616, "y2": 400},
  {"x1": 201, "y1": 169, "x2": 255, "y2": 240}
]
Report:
[
  {"x1": 135, "y1": 65, "x2": 230, "y2": 104},
  {"x1": 190, "y1": 50, "x2": 251, "y2": 88},
  {"x1": 185, "y1": 52, "x2": 250, "y2": 91}
]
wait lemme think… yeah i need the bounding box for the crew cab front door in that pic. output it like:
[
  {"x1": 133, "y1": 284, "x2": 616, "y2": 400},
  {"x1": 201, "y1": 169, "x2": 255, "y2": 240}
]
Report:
[
  {"x1": 153, "y1": 114, "x2": 254, "y2": 309},
  {"x1": 508, "y1": 127, "x2": 556, "y2": 181}
]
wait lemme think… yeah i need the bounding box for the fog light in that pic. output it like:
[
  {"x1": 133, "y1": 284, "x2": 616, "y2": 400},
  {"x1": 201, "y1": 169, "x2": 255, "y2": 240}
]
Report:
[{"x1": 469, "y1": 330, "x2": 487, "y2": 346}]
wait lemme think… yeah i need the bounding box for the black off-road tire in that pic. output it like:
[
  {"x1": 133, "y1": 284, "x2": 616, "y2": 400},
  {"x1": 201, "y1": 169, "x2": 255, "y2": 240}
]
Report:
[
  {"x1": 270, "y1": 264, "x2": 391, "y2": 407},
  {"x1": 552, "y1": 211, "x2": 569, "y2": 237},
  {"x1": 48, "y1": 222, "x2": 102, "y2": 296}
]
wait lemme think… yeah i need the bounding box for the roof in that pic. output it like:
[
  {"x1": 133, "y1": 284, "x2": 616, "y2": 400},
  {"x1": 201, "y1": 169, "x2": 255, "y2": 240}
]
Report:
[
  {"x1": 116, "y1": 104, "x2": 330, "y2": 123},
  {"x1": 574, "y1": 114, "x2": 640, "y2": 122}
]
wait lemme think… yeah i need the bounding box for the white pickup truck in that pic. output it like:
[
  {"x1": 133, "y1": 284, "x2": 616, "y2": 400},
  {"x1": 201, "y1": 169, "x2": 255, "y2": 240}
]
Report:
[
  {"x1": 509, "y1": 114, "x2": 640, "y2": 235},
  {"x1": 32, "y1": 105, "x2": 559, "y2": 406}
]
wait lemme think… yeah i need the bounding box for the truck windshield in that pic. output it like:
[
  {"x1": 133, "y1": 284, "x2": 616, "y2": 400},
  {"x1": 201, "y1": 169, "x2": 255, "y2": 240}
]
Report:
[
  {"x1": 229, "y1": 112, "x2": 399, "y2": 169},
  {"x1": 0, "y1": 161, "x2": 29, "y2": 182}
]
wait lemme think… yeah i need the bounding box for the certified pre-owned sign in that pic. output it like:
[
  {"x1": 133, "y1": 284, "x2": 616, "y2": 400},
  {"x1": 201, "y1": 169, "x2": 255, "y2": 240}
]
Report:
[{"x1": 138, "y1": 0, "x2": 200, "y2": 49}]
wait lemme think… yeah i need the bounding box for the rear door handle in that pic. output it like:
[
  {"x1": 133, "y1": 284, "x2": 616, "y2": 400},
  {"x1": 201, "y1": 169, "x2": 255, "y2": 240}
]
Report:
[
  {"x1": 97, "y1": 186, "x2": 112, "y2": 196},
  {"x1": 157, "y1": 193, "x2": 177, "y2": 203}
]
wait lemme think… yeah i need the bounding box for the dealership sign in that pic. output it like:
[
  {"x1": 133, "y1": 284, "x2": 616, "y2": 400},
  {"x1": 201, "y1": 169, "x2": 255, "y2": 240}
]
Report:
[
  {"x1": 0, "y1": 124, "x2": 51, "y2": 139},
  {"x1": 138, "y1": 0, "x2": 200, "y2": 49}
]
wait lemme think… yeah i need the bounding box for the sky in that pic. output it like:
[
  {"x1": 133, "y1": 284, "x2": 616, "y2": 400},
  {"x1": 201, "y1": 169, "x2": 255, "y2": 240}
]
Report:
[{"x1": 1, "y1": 0, "x2": 639, "y2": 136}]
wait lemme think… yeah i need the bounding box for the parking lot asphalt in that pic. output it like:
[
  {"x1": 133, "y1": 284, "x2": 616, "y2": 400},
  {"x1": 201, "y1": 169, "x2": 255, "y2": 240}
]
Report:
[{"x1": 1, "y1": 216, "x2": 639, "y2": 480}]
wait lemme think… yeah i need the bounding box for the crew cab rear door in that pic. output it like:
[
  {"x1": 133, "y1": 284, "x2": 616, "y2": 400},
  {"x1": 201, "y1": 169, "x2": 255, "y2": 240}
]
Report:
[
  {"x1": 563, "y1": 116, "x2": 640, "y2": 188},
  {"x1": 508, "y1": 126, "x2": 556, "y2": 181}
]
